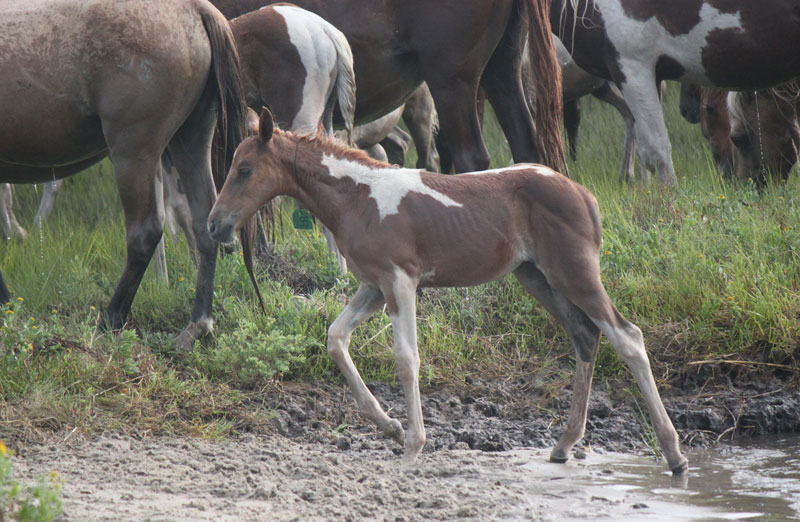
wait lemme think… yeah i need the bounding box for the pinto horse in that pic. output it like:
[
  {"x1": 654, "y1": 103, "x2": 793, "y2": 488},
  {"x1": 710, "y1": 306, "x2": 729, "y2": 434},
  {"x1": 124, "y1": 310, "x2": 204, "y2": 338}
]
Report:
[
  {"x1": 0, "y1": 0, "x2": 246, "y2": 349},
  {"x1": 208, "y1": 108, "x2": 689, "y2": 474},
  {"x1": 553, "y1": 0, "x2": 800, "y2": 185},
  {"x1": 211, "y1": 0, "x2": 566, "y2": 173}
]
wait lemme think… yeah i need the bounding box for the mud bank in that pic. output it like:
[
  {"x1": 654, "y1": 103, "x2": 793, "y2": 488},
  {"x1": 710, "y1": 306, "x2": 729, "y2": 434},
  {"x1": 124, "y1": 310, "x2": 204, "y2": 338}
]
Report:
[{"x1": 11, "y1": 374, "x2": 800, "y2": 521}]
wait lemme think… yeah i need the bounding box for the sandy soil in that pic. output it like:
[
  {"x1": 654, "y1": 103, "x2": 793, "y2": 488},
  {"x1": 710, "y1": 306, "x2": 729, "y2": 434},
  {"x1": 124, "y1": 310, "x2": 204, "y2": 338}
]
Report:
[{"x1": 14, "y1": 433, "x2": 721, "y2": 522}]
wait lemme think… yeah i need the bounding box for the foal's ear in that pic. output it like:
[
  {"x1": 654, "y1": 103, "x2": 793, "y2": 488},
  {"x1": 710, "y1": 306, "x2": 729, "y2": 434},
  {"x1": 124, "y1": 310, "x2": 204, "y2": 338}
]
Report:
[{"x1": 259, "y1": 107, "x2": 274, "y2": 143}]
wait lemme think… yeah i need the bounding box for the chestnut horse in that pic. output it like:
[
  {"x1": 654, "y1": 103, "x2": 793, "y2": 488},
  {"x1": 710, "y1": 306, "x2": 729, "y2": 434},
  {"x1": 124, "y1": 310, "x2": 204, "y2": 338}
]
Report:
[
  {"x1": 211, "y1": 0, "x2": 566, "y2": 173},
  {"x1": 0, "y1": 0, "x2": 246, "y2": 349},
  {"x1": 553, "y1": 0, "x2": 800, "y2": 185},
  {"x1": 681, "y1": 84, "x2": 800, "y2": 183},
  {"x1": 208, "y1": 108, "x2": 689, "y2": 474}
]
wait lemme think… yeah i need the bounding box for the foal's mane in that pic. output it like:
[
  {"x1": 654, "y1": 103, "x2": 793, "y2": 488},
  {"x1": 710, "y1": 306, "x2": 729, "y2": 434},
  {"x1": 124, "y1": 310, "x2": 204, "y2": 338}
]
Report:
[{"x1": 277, "y1": 128, "x2": 400, "y2": 170}]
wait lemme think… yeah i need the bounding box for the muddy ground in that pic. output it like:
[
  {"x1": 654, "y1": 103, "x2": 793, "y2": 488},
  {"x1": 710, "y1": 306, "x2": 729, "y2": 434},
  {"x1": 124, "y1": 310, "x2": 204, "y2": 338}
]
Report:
[{"x1": 11, "y1": 367, "x2": 800, "y2": 521}]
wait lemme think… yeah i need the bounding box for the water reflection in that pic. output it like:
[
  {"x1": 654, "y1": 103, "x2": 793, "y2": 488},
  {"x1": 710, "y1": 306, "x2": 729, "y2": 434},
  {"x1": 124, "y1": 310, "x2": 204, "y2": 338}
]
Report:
[{"x1": 595, "y1": 436, "x2": 800, "y2": 520}]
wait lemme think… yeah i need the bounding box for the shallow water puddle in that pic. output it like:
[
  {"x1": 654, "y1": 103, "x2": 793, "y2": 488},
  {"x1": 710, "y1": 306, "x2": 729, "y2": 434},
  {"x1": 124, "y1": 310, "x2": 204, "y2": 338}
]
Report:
[{"x1": 533, "y1": 436, "x2": 800, "y2": 521}]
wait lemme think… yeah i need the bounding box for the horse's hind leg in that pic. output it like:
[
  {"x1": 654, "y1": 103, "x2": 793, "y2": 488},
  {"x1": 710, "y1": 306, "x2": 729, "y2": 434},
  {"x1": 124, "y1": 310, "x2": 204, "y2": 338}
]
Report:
[
  {"x1": 166, "y1": 92, "x2": 219, "y2": 350},
  {"x1": 513, "y1": 263, "x2": 600, "y2": 464},
  {"x1": 0, "y1": 183, "x2": 27, "y2": 240},
  {"x1": 533, "y1": 254, "x2": 687, "y2": 473},
  {"x1": 591, "y1": 83, "x2": 637, "y2": 183},
  {"x1": 102, "y1": 152, "x2": 164, "y2": 330},
  {"x1": 481, "y1": 14, "x2": 539, "y2": 165},
  {"x1": 34, "y1": 180, "x2": 65, "y2": 228},
  {"x1": 0, "y1": 270, "x2": 10, "y2": 304},
  {"x1": 402, "y1": 84, "x2": 440, "y2": 171},
  {"x1": 327, "y1": 283, "x2": 405, "y2": 445}
]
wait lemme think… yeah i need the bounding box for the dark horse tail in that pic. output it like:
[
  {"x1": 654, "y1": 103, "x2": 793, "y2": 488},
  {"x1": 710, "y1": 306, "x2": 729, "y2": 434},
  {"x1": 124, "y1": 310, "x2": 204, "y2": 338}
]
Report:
[
  {"x1": 198, "y1": 1, "x2": 266, "y2": 311},
  {"x1": 526, "y1": 0, "x2": 567, "y2": 174}
]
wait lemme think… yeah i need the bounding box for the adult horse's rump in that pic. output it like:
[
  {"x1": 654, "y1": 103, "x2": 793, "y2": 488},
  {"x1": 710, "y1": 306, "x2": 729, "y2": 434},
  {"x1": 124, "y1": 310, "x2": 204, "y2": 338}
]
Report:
[
  {"x1": 0, "y1": 0, "x2": 246, "y2": 348},
  {"x1": 213, "y1": 0, "x2": 566, "y2": 173}
]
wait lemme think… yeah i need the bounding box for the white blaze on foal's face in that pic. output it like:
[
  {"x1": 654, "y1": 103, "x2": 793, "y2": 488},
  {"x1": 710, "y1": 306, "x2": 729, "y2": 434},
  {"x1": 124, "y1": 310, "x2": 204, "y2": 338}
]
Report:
[{"x1": 321, "y1": 154, "x2": 462, "y2": 220}]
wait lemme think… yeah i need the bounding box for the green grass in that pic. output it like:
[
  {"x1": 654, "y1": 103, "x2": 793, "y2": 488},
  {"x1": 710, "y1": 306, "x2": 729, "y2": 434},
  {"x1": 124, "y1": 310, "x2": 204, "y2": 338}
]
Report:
[{"x1": 1, "y1": 83, "x2": 798, "y2": 440}]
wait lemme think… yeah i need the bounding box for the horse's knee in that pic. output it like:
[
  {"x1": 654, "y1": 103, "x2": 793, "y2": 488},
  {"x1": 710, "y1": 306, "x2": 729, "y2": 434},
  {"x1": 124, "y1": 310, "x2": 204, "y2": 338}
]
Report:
[{"x1": 126, "y1": 223, "x2": 164, "y2": 261}]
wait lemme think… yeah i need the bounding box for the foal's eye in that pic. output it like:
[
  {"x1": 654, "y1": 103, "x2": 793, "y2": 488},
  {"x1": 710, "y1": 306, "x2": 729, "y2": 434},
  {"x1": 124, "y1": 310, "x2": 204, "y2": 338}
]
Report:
[
  {"x1": 238, "y1": 167, "x2": 252, "y2": 178},
  {"x1": 730, "y1": 134, "x2": 750, "y2": 149},
  {"x1": 702, "y1": 104, "x2": 716, "y2": 116}
]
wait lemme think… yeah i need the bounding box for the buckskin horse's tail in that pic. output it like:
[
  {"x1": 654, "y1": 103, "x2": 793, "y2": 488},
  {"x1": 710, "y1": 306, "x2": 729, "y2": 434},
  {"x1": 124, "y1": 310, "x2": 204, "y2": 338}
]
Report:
[
  {"x1": 527, "y1": 0, "x2": 567, "y2": 174},
  {"x1": 197, "y1": 0, "x2": 265, "y2": 311}
]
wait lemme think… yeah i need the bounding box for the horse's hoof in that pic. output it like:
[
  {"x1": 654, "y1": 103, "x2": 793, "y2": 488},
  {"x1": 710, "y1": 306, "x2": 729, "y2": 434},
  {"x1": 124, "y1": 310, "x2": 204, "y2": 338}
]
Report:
[
  {"x1": 175, "y1": 331, "x2": 195, "y2": 352},
  {"x1": 670, "y1": 457, "x2": 689, "y2": 475},
  {"x1": 549, "y1": 450, "x2": 569, "y2": 464},
  {"x1": 383, "y1": 419, "x2": 405, "y2": 446}
]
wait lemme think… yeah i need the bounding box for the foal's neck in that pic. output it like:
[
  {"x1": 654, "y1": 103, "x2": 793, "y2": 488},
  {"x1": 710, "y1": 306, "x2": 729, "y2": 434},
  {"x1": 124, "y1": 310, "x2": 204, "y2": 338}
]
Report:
[{"x1": 279, "y1": 133, "x2": 375, "y2": 232}]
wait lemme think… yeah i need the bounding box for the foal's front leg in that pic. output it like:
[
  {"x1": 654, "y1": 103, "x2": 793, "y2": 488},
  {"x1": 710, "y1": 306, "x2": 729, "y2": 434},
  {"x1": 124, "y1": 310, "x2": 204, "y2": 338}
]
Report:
[
  {"x1": 327, "y1": 283, "x2": 405, "y2": 444},
  {"x1": 386, "y1": 270, "x2": 426, "y2": 461}
]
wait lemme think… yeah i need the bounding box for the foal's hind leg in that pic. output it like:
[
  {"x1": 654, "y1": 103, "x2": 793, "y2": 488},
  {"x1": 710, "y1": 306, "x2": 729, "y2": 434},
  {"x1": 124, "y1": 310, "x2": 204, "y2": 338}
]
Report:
[
  {"x1": 328, "y1": 283, "x2": 405, "y2": 445},
  {"x1": 535, "y1": 254, "x2": 687, "y2": 473},
  {"x1": 514, "y1": 263, "x2": 600, "y2": 464}
]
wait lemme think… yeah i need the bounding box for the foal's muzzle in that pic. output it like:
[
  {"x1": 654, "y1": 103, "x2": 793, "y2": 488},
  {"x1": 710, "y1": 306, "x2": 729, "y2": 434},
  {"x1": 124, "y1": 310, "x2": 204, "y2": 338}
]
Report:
[{"x1": 207, "y1": 211, "x2": 238, "y2": 244}]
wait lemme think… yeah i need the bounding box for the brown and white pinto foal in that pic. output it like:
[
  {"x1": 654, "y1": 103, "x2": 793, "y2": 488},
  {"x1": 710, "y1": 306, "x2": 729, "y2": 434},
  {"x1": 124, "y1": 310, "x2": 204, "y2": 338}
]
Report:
[{"x1": 208, "y1": 109, "x2": 689, "y2": 474}]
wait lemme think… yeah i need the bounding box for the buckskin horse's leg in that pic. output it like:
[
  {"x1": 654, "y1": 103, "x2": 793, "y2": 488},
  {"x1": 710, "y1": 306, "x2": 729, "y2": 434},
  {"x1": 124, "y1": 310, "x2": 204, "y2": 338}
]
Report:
[
  {"x1": 513, "y1": 263, "x2": 600, "y2": 464},
  {"x1": 327, "y1": 283, "x2": 405, "y2": 445},
  {"x1": 385, "y1": 269, "x2": 425, "y2": 462},
  {"x1": 102, "y1": 153, "x2": 165, "y2": 331},
  {"x1": 0, "y1": 271, "x2": 10, "y2": 304},
  {"x1": 167, "y1": 90, "x2": 220, "y2": 351}
]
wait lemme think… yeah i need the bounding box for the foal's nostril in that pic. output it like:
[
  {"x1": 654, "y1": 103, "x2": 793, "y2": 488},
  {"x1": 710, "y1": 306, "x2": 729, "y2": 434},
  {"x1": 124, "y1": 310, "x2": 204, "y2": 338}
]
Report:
[{"x1": 208, "y1": 221, "x2": 217, "y2": 236}]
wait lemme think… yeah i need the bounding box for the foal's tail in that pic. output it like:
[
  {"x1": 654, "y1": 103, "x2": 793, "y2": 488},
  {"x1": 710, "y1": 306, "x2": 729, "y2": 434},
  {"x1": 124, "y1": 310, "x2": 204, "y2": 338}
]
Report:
[
  {"x1": 526, "y1": 0, "x2": 567, "y2": 174},
  {"x1": 322, "y1": 22, "x2": 357, "y2": 143},
  {"x1": 197, "y1": 1, "x2": 265, "y2": 311}
]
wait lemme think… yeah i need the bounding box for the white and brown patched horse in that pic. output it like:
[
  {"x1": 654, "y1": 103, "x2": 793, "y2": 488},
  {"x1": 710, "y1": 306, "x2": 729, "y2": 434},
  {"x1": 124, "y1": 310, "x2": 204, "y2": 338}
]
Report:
[
  {"x1": 552, "y1": 0, "x2": 800, "y2": 185},
  {"x1": 208, "y1": 108, "x2": 689, "y2": 474},
  {"x1": 231, "y1": 4, "x2": 357, "y2": 273}
]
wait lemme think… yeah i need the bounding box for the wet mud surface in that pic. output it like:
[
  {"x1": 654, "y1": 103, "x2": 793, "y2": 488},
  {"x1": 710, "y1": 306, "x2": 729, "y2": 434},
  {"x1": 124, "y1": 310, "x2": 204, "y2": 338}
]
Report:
[{"x1": 12, "y1": 373, "x2": 800, "y2": 521}]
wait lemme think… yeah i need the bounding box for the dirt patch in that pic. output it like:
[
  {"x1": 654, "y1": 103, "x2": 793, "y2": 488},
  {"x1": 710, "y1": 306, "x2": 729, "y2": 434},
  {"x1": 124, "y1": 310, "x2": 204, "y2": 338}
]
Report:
[{"x1": 9, "y1": 373, "x2": 800, "y2": 521}]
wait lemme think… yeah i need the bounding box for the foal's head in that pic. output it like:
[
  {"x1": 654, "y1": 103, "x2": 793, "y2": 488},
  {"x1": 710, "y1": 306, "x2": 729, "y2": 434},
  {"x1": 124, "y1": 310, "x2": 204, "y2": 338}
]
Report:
[
  {"x1": 728, "y1": 89, "x2": 800, "y2": 185},
  {"x1": 208, "y1": 108, "x2": 285, "y2": 243}
]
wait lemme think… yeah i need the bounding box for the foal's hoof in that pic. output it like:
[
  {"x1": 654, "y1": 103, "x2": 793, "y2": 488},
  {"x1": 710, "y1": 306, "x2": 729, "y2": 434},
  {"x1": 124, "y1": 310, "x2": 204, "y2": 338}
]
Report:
[
  {"x1": 382, "y1": 419, "x2": 405, "y2": 446},
  {"x1": 670, "y1": 457, "x2": 689, "y2": 475},
  {"x1": 549, "y1": 449, "x2": 569, "y2": 464}
]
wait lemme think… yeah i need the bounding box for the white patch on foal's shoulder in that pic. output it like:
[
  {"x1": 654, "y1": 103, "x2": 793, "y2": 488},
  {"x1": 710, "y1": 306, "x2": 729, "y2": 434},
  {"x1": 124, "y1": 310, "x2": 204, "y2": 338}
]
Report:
[
  {"x1": 321, "y1": 154, "x2": 462, "y2": 220},
  {"x1": 458, "y1": 163, "x2": 556, "y2": 177}
]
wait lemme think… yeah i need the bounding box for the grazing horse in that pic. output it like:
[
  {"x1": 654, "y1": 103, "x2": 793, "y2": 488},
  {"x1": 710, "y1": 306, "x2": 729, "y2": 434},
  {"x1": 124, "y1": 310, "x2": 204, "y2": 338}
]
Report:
[
  {"x1": 211, "y1": 0, "x2": 566, "y2": 173},
  {"x1": 728, "y1": 89, "x2": 800, "y2": 184},
  {"x1": 0, "y1": 0, "x2": 246, "y2": 350},
  {"x1": 553, "y1": 0, "x2": 800, "y2": 185},
  {"x1": 681, "y1": 84, "x2": 800, "y2": 183},
  {"x1": 208, "y1": 108, "x2": 689, "y2": 474}
]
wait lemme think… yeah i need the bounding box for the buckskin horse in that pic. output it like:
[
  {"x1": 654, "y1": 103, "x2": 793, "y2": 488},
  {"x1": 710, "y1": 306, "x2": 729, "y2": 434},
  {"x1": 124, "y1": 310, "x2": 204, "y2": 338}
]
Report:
[
  {"x1": 207, "y1": 108, "x2": 689, "y2": 474},
  {"x1": 552, "y1": 0, "x2": 800, "y2": 185},
  {"x1": 0, "y1": 0, "x2": 247, "y2": 350},
  {"x1": 211, "y1": 0, "x2": 566, "y2": 173}
]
